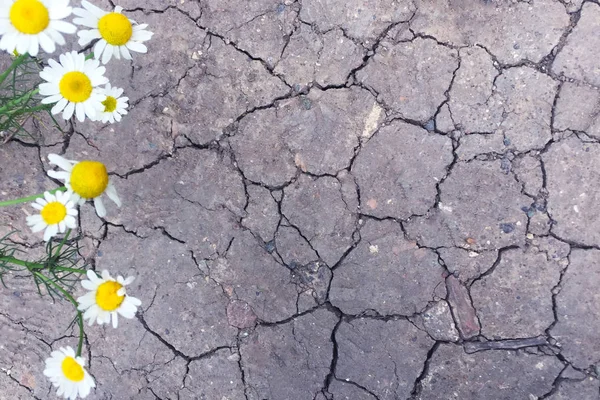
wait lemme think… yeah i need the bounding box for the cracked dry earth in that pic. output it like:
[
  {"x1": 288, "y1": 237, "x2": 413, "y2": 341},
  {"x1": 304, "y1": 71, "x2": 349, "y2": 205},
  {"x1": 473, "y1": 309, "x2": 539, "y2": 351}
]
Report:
[{"x1": 3, "y1": 0, "x2": 600, "y2": 399}]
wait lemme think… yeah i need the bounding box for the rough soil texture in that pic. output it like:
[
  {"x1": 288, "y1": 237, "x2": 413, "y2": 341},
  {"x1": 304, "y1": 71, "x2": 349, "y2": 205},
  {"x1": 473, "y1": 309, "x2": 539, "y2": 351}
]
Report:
[{"x1": 2, "y1": 0, "x2": 600, "y2": 399}]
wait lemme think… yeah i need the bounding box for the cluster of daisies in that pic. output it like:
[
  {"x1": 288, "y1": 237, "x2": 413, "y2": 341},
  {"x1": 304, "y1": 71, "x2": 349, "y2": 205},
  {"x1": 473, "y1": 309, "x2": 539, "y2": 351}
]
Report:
[
  {"x1": 0, "y1": 0, "x2": 153, "y2": 122},
  {"x1": 44, "y1": 269, "x2": 141, "y2": 399},
  {"x1": 25, "y1": 153, "x2": 142, "y2": 399}
]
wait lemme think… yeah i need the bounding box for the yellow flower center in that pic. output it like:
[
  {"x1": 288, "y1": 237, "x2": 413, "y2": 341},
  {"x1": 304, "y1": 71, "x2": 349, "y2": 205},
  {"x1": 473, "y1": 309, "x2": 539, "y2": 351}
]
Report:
[
  {"x1": 70, "y1": 161, "x2": 109, "y2": 199},
  {"x1": 98, "y1": 12, "x2": 133, "y2": 46},
  {"x1": 59, "y1": 72, "x2": 93, "y2": 103},
  {"x1": 40, "y1": 201, "x2": 67, "y2": 225},
  {"x1": 96, "y1": 281, "x2": 125, "y2": 311},
  {"x1": 9, "y1": 0, "x2": 49, "y2": 35},
  {"x1": 61, "y1": 356, "x2": 84, "y2": 382},
  {"x1": 102, "y1": 95, "x2": 117, "y2": 113}
]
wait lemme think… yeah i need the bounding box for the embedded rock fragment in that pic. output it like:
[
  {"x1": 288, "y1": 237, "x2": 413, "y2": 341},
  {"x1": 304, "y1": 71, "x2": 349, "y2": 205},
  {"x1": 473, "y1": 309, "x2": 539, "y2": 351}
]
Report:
[
  {"x1": 415, "y1": 300, "x2": 460, "y2": 342},
  {"x1": 336, "y1": 318, "x2": 434, "y2": 400},
  {"x1": 446, "y1": 275, "x2": 480, "y2": 339},
  {"x1": 353, "y1": 120, "x2": 454, "y2": 219},
  {"x1": 330, "y1": 219, "x2": 445, "y2": 315}
]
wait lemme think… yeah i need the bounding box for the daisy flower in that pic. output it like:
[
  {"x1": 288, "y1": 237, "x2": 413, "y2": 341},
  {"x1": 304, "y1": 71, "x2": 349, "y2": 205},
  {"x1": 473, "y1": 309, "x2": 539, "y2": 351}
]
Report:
[
  {"x1": 26, "y1": 190, "x2": 78, "y2": 241},
  {"x1": 0, "y1": 0, "x2": 76, "y2": 56},
  {"x1": 43, "y1": 346, "x2": 95, "y2": 400},
  {"x1": 97, "y1": 83, "x2": 128, "y2": 123},
  {"x1": 77, "y1": 269, "x2": 141, "y2": 328},
  {"x1": 47, "y1": 153, "x2": 121, "y2": 218},
  {"x1": 39, "y1": 51, "x2": 108, "y2": 122},
  {"x1": 73, "y1": 1, "x2": 153, "y2": 64}
]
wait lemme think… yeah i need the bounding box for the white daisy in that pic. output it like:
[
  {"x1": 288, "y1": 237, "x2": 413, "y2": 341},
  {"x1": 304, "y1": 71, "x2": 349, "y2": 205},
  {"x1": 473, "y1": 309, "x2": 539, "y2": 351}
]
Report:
[
  {"x1": 43, "y1": 346, "x2": 95, "y2": 400},
  {"x1": 97, "y1": 83, "x2": 128, "y2": 123},
  {"x1": 73, "y1": 1, "x2": 153, "y2": 64},
  {"x1": 26, "y1": 190, "x2": 78, "y2": 241},
  {"x1": 77, "y1": 269, "x2": 141, "y2": 328},
  {"x1": 39, "y1": 51, "x2": 108, "y2": 122},
  {"x1": 0, "y1": 0, "x2": 76, "y2": 56},
  {"x1": 46, "y1": 153, "x2": 121, "y2": 218}
]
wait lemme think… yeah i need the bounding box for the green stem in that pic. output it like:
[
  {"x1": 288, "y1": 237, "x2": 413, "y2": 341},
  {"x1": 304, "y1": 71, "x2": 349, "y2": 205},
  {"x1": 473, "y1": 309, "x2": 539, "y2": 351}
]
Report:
[
  {"x1": 0, "y1": 255, "x2": 84, "y2": 274},
  {"x1": 0, "y1": 88, "x2": 40, "y2": 115},
  {"x1": 53, "y1": 229, "x2": 71, "y2": 259},
  {"x1": 0, "y1": 53, "x2": 28, "y2": 87},
  {"x1": 0, "y1": 186, "x2": 66, "y2": 207},
  {"x1": 31, "y1": 270, "x2": 85, "y2": 356}
]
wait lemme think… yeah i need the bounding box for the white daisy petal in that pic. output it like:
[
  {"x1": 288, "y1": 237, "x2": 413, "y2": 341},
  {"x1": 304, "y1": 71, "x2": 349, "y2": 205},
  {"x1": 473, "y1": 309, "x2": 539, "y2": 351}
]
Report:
[
  {"x1": 94, "y1": 196, "x2": 106, "y2": 218},
  {"x1": 50, "y1": 98, "x2": 68, "y2": 114},
  {"x1": 62, "y1": 101, "x2": 75, "y2": 120},
  {"x1": 50, "y1": 20, "x2": 77, "y2": 34},
  {"x1": 101, "y1": 43, "x2": 113, "y2": 64},
  {"x1": 43, "y1": 224, "x2": 58, "y2": 241},
  {"x1": 125, "y1": 41, "x2": 147, "y2": 54},
  {"x1": 27, "y1": 35, "x2": 39, "y2": 56}
]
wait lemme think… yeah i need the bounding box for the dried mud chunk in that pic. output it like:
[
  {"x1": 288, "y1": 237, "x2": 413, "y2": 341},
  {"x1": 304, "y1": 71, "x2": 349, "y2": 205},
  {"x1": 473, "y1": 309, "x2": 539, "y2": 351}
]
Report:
[
  {"x1": 336, "y1": 318, "x2": 434, "y2": 400},
  {"x1": 471, "y1": 247, "x2": 562, "y2": 338},
  {"x1": 231, "y1": 87, "x2": 381, "y2": 187},
  {"x1": 240, "y1": 309, "x2": 338, "y2": 399},
  {"x1": 282, "y1": 175, "x2": 357, "y2": 266},
  {"x1": 419, "y1": 344, "x2": 563, "y2": 399},
  {"x1": 353, "y1": 120, "x2": 453, "y2": 219},
  {"x1": 551, "y1": 249, "x2": 600, "y2": 369},
  {"x1": 553, "y1": 3, "x2": 600, "y2": 86},
  {"x1": 412, "y1": 0, "x2": 569, "y2": 64},
  {"x1": 357, "y1": 37, "x2": 458, "y2": 121},
  {"x1": 543, "y1": 136, "x2": 600, "y2": 247},
  {"x1": 406, "y1": 160, "x2": 529, "y2": 250},
  {"x1": 330, "y1": 219, "x2": 445, "y2": 315}
]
